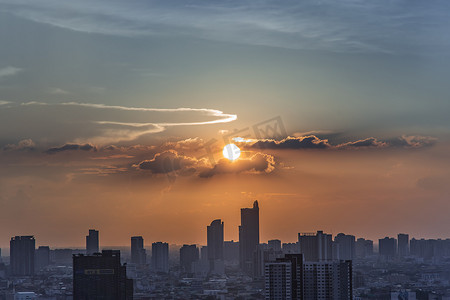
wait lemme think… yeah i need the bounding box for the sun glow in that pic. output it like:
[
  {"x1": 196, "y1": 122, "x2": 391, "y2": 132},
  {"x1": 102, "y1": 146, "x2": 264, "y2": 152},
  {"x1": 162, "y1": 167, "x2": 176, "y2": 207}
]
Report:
[{"x1": 223, "y1": 143, "x2": 241, "y2": 161}]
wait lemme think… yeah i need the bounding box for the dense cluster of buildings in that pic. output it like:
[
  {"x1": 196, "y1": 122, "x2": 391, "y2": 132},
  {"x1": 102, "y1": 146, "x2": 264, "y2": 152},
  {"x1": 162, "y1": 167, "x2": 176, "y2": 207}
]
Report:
[{"x1": 1, "y1": 201, "x2": 450, "y2": 299}]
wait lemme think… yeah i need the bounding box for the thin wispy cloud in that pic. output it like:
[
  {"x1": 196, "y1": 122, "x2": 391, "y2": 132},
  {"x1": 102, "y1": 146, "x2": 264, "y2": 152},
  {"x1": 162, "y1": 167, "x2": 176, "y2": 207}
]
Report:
[
  {"x1": 0, "y1": 102, "x2": 237, "y2": 146},
  {"x1": 1, "y1": 0, "x2": 449, "y2": 54},
  {"x1": 0, "y1": 66, "x2": 21, "y2": 78}
]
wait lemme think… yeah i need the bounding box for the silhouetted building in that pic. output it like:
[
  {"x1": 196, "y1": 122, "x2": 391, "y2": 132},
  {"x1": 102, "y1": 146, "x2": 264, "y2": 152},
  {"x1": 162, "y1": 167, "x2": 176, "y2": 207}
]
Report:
[
  {"x1": 265, "y1": 254, "x2": 351, "y2": 299},
  {"x1": 298, "y1": 231, "x2": 332, "y2": 262},
  {"x1": 355, "y1": 238, "x2": 373, "y2": 258},
  {"x1": 207, "y1": 219, "x2": 224, "y2": 274},
  {"x1": 379, "y1": 237, "x2": 397, "y2": 259},
  {"x1": 303, "y1": 260, "x2": 352, "y2": 300},
  {"x1": 10, "y1": 236, "x2": 35, "y2": 276},
  {"x1": 86, "y1": 229, "x2": 99, "y2": 255},
  {"x1": 398, "y1": 233, "x2": 409, "y2": 257},
  {"x1": 254, "y1": 245, "x2": 278, "y2": 279},
  {"x1": 239, "y1": 200, "x2": 260, "y2": 274},
  {"x1": 131, "y1": 236, "x2": 146, "y2": 265},
  {"x1": 180, "y1": 244, "x2": 199, "y2": 273},
  {"x1": 35, "y1": 246, "x2": 50, "y2": 271},
  {"x1": 73, "y1": 250, "x2": 133, "y2": 299},
  {"x1": 334, "y1": 233, "x2": 355, "y2": 260},
  {"x1": 151, "y1": 242, "x2": 169, "y2": 273},
  {"x1": 51, "y1": 249, "x2": 73, "y2": 265},
  {"x1": 282, "y1": 243, "x2": 299, "y2": 254},
  {"x1": 268, "y1": 240, "x2": 282, "y2": 252},
  {"x1": 224, "y1": 240, "x2": 239, "y2": 263}
]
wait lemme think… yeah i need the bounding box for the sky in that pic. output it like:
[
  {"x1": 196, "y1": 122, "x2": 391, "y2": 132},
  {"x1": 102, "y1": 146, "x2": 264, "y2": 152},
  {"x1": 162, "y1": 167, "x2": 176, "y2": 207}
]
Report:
[{"x1": 1, "y1": 0, "x2": 450, "y2": 248}]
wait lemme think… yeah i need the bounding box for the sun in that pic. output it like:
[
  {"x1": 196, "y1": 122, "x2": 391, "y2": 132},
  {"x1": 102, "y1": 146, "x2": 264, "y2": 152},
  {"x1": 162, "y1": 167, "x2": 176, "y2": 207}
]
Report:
[{"x1": 223, "y1": 143, "x2": 241, "y2": 161}]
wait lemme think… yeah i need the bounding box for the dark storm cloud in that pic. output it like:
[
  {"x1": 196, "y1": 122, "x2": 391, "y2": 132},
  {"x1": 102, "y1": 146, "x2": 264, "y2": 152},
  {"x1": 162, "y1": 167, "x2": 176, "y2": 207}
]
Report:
[
  {"x1": 46, "y1": 143, "x2": 97, "y2": 154},
  {"x1": 199, "y1": 153, "x2": 275, "y2": 178}
]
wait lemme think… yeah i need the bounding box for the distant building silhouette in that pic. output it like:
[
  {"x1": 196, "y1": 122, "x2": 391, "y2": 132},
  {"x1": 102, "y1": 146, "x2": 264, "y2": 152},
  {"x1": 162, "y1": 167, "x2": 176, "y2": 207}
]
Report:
[
  {"x1": 86, "y1": 229, "x2": 99, "y2": 255},
  {"x1": 73, "y1": 250, "x2": 133, "y2": 299},
  {"x1": 224, "y1": 240, "x2": 239, "y2": 263},
  {"x1": 355, "y1": 238, "x2": 373, "y2": 258},
  {"x1": 334, "y1": 233, "x2": 356, "y2": 260},
  {"x1": 265, "y1": 253, "x2": 353, "y2": 300},
  {"x1": 130, "y1": 236, "x2": 146, "y2": 265},
  {"x1": 10, "y1": 236, "x2": 35, "y2": 276},
  {"x1": 268, "y1": 240, "x2": 282, "y2": 252},
  {"x1": 151, "y1": 242, "x2": 169, "y2": 273},
  {"x1": 303, "y1": 260, "x2": 352, "y2": 300},
  {"x1": 298, "y1": 231, "x2": 332, "y2": 262},
  {"x1": 379, "y1": 237, "x2": 397, "y2": 259},
  {"x1": 35, "y1": 246, "x2": 50, "y2": 271},
  {"x1": 398, "y1": 233, "x2": 409, "y2": 257},
  {"x1": 207, "y1": 219, "x2": 224, "y2": 274},
  {"x1": 180, "y1": 244, "x2": 199, "y2": 273},
  {"x1": 239, "y1": 200, "x2": 260, "y2": 274}
]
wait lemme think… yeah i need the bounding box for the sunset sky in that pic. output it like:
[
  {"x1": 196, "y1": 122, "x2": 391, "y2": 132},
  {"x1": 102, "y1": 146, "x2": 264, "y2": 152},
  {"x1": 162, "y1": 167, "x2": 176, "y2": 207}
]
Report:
[{"x1": 1, "y1": 0, "x2": 450, "y2": 248}]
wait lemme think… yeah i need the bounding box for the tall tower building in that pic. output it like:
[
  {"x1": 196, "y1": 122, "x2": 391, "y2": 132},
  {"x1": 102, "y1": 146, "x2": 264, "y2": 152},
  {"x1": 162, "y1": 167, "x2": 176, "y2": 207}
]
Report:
[
  {"x1": 131, "y1": 236, "x2": 146, "y2": 265},
  {"x1": 397, "y1": 233, "x2": 409, "y2": 257},
  {"x1": 10, "y1": 236, "x2": 35, "y2": 276},
  {"x1": 239, "y1": 200, "x2": 260, "y2": 274},
  {"x1": 298, "y1": 231, "x2": 332, "y2": 262},
  {"x1": 73, "y1": 250, "x2": 133, "y2": 299},
  {"x1": 207, "y1": 219, "x2": 224, "y2": 274},
  {"x1": 207, "y1": 219, "x2": 224, "y2": 261},
  {"x1": 151, "y1": 242, "x2": 169, "y2": 273},
  {"x1": 86, "y1": 229, "x2": 99, "y2": 255}
]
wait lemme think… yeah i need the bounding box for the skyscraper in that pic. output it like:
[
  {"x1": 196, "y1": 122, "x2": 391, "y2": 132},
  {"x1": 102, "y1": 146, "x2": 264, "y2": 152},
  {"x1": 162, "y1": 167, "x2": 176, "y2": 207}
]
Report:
[
  {"x1": 73, "y1": 250, "x2": 133, "y2": 299},
  {"x1": 151, "y1": 242, "x2": 169, "y2": 273},
  {"x1": 10, "y1": 236, "x2": 35, "y2": 276},
  {"x1": 207, "y1": 219, "x2": 224, "y2": 261},
  {"x1": 86, "y1": 229, "x2": 99, "y2": 255},
  {"x1": 398, "y1": 233, "x2": 409, "y2": 257},
  {"x1": 239, "y1": 200, "x2": 260, "y2": 274},
  {"x1": 298, "y1": 231, "x2": 333, "y2": 262},
  {"x1": 207, "y1": 219, "x2": 224, "y2": 274},
  {"x1": 180, "y1": 244, "x2": 199, "y2": 273},
  {"x1": 131, "y1": 236, "x2": 146, "y2": 265}
]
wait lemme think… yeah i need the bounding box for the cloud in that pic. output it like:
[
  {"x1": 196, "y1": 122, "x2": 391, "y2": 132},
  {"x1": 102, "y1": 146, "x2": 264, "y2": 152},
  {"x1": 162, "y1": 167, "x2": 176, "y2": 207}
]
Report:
[
  {"x1": 135, "y1": 150, "x2": 201, "y2": 174},
  {"x1": 390, "y1": 135, "x2": 437, "y2": 149},
  {"x1": 337, "y1": 137, "x2": 388, "y2": 149},
  {"x1": 0, "y1": 102, "x2": 237, "y2": 146},
  {"x1": 49, "y1": 87, "x2": 69, "y2": 95},
  {"x1": 237, "y1": 135, "x2": 437, "y2": 151},
  {"x1": 244, "y1": 136, "x2": 331, "y2": 150},
  {"x1": 3, "y1": 139, "x2": 36, "y2": 151},
  {"x1": 1, "y1": 0, "x2": 449, "y2": 54},
  {"x1": 0, "y1": 66, "x2": 21, "y2": 79},
  {"x1": 199, "y1": 153, "x2": 275, "y2": 178},
  {"x1": 46, "y1": 143, "x2": 96, "y2": 154}
]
